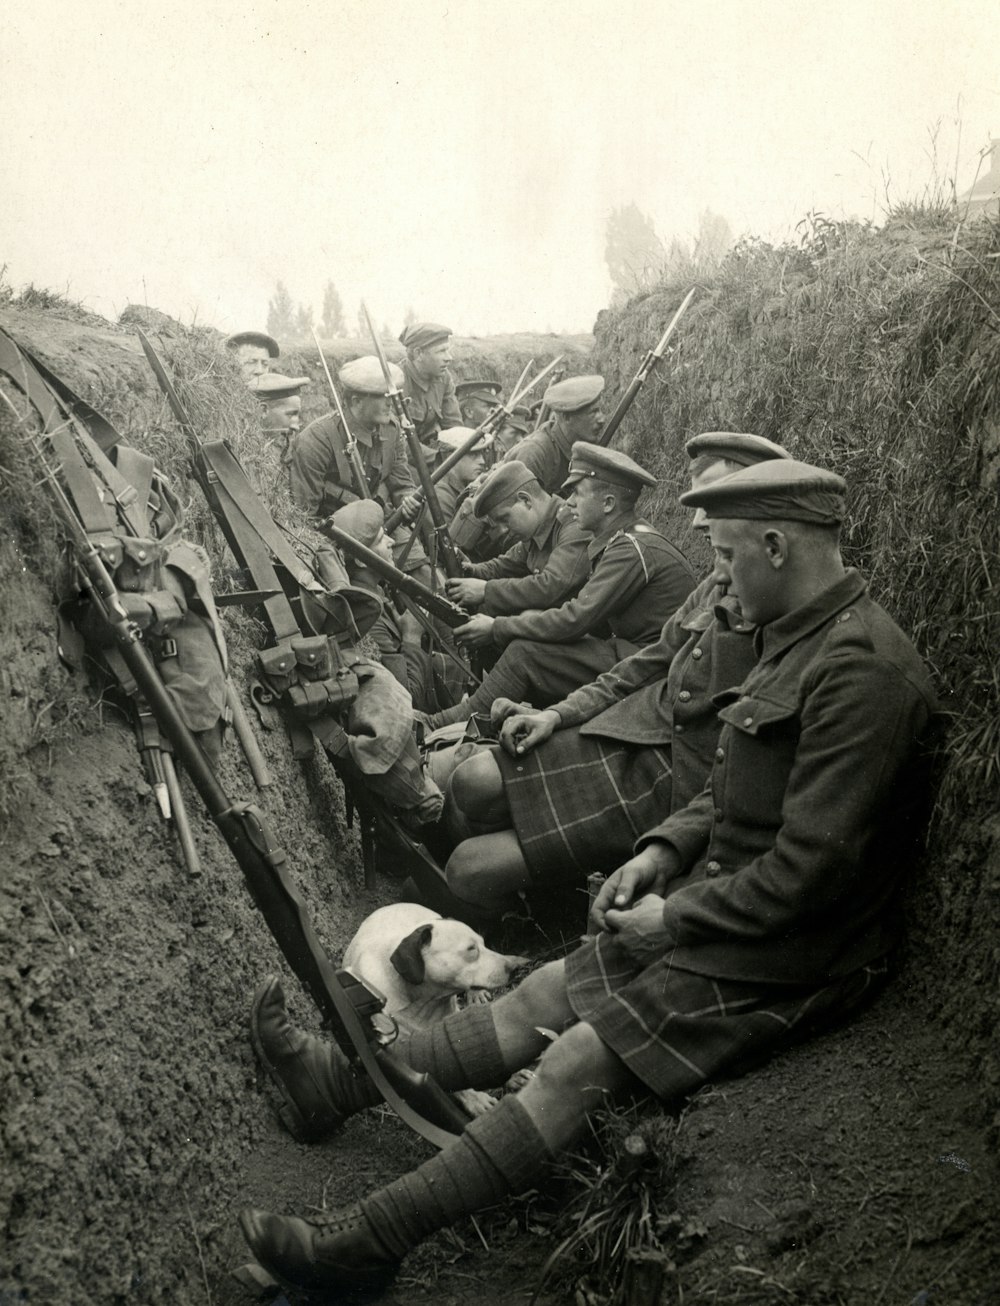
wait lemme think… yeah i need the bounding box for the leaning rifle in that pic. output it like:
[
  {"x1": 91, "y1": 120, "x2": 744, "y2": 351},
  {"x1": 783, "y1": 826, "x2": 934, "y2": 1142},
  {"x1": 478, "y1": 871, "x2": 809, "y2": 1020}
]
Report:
[
  {"x1": 360, "y1": 303, "x2": 465, "y2": 579},
  {"x1": 382, "y1": 352, "x2": 565, "y2": 534},
  {"x1": 310, "y1": 328, "x2": 371, "y2": 501},
  {"x1": 596, "y1": 286, "x2": 697, "y2": 448},
  {"x1": 322, "y1": 521, "x2": 471, "y2": 630},
  {"x1": 27, "y1": 434, "x2": 467, "y2": 1150}
]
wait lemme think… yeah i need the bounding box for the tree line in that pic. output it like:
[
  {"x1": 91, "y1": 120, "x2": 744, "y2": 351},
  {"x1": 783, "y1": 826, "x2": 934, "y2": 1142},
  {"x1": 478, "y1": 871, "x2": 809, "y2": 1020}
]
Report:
[{"x1": 266, "y1": 281, "x2": 418, "y2": 342}]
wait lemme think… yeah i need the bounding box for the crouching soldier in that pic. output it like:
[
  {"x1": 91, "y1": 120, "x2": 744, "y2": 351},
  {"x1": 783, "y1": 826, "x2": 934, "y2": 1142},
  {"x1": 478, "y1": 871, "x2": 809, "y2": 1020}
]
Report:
[{"x1": 240, "y1": 459, "x2": 937, "y2": 1297}]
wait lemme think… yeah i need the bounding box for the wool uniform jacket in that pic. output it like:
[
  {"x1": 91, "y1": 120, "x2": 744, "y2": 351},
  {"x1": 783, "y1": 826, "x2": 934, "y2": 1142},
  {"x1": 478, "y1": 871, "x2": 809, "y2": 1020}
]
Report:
[
  {"x1": 400, "y1": 359, "x2": 463, "y2": 442},
  {"x1": 490, "y1": 519, "x2": 697, "y2": 651},
  {"x1": 501, "y1": 416, "x2": 575, "y2": 495},
  {"x1": 636, "y1": 570, "x2": 937, "y2": 987},
  {"x1": 289, "y1": 413, "x2": 417, "y2": 517},
  {"x1": 467, "y1": 496, "x2": 591, "y2": 616},
  {"x1": 553, "y1": 574, "x2": 758, "y2": 814}
]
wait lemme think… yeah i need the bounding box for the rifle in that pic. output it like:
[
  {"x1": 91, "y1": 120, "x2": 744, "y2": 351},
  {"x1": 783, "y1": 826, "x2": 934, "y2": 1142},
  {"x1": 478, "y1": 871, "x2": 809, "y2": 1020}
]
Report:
[
  {"x1": 26, "y1": 424, "x2": 468, "y2": 1150},
  {"x1": 323, "y1": 521, "x2": 471, "y2": 630},
  {"x1": 360, "y1": 304, "x2": 465, "y2": 579},
  {"x1": 310, "y1": 329, "x2": 371, "y2": 501},
  {"x1": 382, "y1": 352, "x2": 565, "y2": 534},
  {"x1": 596, "y1": 287, "x2": 697, "y2": 448}
]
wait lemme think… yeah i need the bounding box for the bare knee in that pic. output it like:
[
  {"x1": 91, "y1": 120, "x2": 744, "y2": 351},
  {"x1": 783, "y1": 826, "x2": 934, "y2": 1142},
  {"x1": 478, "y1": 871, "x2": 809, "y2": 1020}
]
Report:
[
  {"x1": 532, "y1": 1022, "x2": 629, "y2": 1101},
  {"x1": 500, "y1": 958, "x2": 573, "y2": 1029},
  {"x1": 450, "y1": 750, "x2": 504, "y2": 818}
]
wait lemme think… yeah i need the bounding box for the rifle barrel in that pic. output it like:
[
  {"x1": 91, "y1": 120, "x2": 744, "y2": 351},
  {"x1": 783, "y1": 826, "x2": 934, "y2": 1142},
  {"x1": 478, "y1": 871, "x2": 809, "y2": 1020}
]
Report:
[{"x1": 323, "y1": 522, "x2": 470, "y2": 628}]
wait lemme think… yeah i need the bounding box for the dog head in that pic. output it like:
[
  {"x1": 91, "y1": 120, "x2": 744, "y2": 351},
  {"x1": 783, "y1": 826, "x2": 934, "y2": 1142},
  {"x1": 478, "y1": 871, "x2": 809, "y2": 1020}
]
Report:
[{"x1": 390, "y1": 918, "x2": 529, "y2": 996}]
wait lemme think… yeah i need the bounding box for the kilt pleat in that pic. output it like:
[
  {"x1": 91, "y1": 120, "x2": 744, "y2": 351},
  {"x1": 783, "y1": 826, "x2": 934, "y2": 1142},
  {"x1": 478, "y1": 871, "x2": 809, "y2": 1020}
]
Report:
[
  {"x1": 497, "y1": 729, "x2": 673, "y2": 879},
  {"x1": 565, "y1": 931, "x2": 889, "y2": 1100}
]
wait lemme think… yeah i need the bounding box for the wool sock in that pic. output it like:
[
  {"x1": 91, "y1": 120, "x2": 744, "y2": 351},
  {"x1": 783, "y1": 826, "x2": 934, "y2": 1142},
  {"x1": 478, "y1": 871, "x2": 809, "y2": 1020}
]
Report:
[
  {"x1": 393, "y1": 1002, "x2": 508, "y2": 1091},
  {"x1": 361, "y1": 1095, "x2": 551, "y2": 1259}
]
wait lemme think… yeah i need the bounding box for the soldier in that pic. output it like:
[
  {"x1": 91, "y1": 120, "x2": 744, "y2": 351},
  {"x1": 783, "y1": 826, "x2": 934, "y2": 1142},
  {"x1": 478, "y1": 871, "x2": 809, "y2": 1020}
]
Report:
[
  {"x1": 455, "y1": 378, "x2": 503, "y2": 427},
  {"x1": 421, "y1": 443, "x2": 697, "y2": 728},
  {"x1": 491, "y1": 405, "x2": 530, "y2": 459},
  {"x1": 433, "y1": 426, "x2": 490, "y2": 523},
  {"x1": 444, "y1": 460, "x2": 590, "y2": 619},
  {"x1": 505, "y1": 374, "x2": 605, "y2": 493},
  {"x1": 289, "y1": 356, "x2": 420, "y2": 522},
  {"x1": 225, "y1": 330, "x2": 280, "y2": 384},
  {"x1": 442, "y1": 433, "x2": 789, "y2": 908},
  {"x1": 398, "y1": 322, "x2": 463, "y2": 458},
  {"x1": 249, "y1": 373, "x2": 310, "y2": 435},
  {"x1": 240, "y1": 459, "x2": 937, "y2": 1298}
]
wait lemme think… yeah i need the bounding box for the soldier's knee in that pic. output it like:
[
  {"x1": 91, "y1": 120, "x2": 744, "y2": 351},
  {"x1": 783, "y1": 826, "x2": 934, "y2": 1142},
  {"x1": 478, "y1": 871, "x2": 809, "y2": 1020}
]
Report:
[
  {"x1": 450, "y1": 750, "x2": 502, "y2": 815},
  {"x1": 533, "y1": 1022, "x2": 623, "y2": 1097}
]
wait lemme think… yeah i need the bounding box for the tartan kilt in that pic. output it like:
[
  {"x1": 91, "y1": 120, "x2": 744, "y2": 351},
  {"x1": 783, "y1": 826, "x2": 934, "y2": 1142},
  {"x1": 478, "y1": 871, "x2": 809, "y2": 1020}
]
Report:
[
  {"x1": 565, "y1": 931, "x2": 890, "y2": 1101},
  {"x1": 496, "y1": 728, "x2": 673, "y2": 880}
]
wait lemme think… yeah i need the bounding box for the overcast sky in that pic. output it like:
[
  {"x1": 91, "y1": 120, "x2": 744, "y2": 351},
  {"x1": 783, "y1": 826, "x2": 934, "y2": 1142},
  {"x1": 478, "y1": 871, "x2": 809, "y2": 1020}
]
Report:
[{"x1": 2, "y1": 1, "x2": 997, "y2": 337}]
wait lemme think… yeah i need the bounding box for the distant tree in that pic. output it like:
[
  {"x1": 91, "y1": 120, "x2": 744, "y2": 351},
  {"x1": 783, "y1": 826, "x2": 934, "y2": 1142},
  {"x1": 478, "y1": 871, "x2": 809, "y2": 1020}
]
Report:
[
  {"x1": 294, "y1": 303, "x2": 314, "y2": 340},
  {"x1": 693, "y1": 209, "x2": 733, "y2": 266},
  {"x1": 382, "y1": 322, "x2": 394, "y2": 341},
  {"x1": 403, "y1": 305, "x2": 417, "y2": 327},
  {"x1": 356, "y1": 305, "x2": 367, "y2": 339},
  {"x1": 604, "y1": 203, "x2": 665, "y2": 299},
  {"x1": 266, "y1": 281, "x2": 295, "y2": 340},
  {"x1": 320, "y1": 281, "x2": 346, "y2": 338}
]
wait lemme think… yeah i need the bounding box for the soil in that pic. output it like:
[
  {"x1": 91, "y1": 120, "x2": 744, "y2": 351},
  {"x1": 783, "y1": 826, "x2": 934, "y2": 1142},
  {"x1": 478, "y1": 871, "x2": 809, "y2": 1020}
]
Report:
[{"x1": 1, "y1": 297, "x2": 997, "y2": 1306}]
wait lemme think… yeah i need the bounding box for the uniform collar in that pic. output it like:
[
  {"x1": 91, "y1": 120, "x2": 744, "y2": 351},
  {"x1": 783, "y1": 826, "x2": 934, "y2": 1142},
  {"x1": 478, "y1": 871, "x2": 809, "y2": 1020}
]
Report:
[
  {"x1": 756, "y1": 569, "x2": 868, "y2": 662},
  {"x1": 402, "y1": 357, "x2": 431, "y2": 394},
  {"x1": 530, "y1": 495, "x2": 562, "y2": 546},
  {"x1": 586, "y1": 513, "x2": 638, "y2": 560}
]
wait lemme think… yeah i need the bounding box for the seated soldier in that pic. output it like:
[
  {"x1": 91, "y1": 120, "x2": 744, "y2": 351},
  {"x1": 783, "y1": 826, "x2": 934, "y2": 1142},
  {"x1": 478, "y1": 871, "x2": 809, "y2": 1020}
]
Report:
[
  {"x1": 240, "y1": 458, "x2": 938, "y2": 1298},
  {"x1": 399, "y1": 322, "x2": 463, "y2": 464},
  {"x1": 331, "y1": 500, "x2": 468, "y2": 714},
  {"x1": 420, "y1": 443, "x2": 697, "y2": 729},
  {"x1": 442, "y1": 433, "x2": 790, "y2": 909},
  {"x1": 455, "y1": 378, "x2": 503, "y2": 428},
  {"x1": 445, "y1": 460, "x2": 591, "y2": 622},
  {"x1": 492, "y1": 405, "x2": 530, "y2": 459},
  {"x1": 434, "y1": 426, "x2": 490, "y2": 523},
  {"x1": 506, "y1": 374, "x2": 606, "y2": 493},
  {"x1": 249, "y1": 373, "x2": 309, "y2": 439}
]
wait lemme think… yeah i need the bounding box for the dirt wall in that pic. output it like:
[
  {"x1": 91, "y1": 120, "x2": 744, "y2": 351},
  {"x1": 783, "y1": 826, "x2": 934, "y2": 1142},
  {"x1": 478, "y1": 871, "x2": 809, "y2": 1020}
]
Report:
[{"x1": 592, "y1": 212, "x2": 1000, "y2": 1124}]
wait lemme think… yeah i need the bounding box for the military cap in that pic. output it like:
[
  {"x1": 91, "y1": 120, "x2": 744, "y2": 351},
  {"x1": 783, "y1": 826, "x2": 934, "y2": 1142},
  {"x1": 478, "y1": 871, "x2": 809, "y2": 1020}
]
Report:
[
  {"x1": 330, "y1": 499, "x2": 386, "y2": 549},
  {"x1": 562, "y1": 441, "x2": 657, "y2": 493},
  {"x1": 455, "y1": 379, "x2": 503, "y2": 404},
  {"x1": 544, "y1": 374, "x2": 604, "y2": 413},
  {"x1": 685, "y1": 432, "x2": 791, "y2": 467},
  {"x1": 249, "y1": 372, "x2": 309, "y2": 400},
  {"x1": 225, "y1": 330, "x2": 279, "y2": 357},
  {"x1": 502, "y1": 406, "x2": 530, "y2": 436},
  {"x1": 437, "y1": 425, "x2": 488, "y2": 453},
  {"x1": 473, "y1": 461, "x2": 538, "y2": 519},
  {"x1": 679, "y1": 459, "x2": 846, "y2": 525},
  {"x1": 398, "y1": 322, "x2": 453, "y2": 350},
  {"x1": 338, "y1": 355, "x2": 404, "y2": 395}
]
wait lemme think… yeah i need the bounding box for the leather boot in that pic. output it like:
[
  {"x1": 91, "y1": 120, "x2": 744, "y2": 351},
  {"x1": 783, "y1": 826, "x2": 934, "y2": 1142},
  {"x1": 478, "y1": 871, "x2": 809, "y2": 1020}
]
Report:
[
  {"x1": 240, "y1": 1203, "x2": 399, "y2": 1297},
  {"x1": 250, "y1": 976, "x2": 376, "y2": 1142}
]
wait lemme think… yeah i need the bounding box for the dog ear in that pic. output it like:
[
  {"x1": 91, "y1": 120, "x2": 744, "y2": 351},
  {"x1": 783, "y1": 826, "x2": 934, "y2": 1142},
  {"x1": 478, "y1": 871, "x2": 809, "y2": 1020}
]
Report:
[{"x1": 390, "y1": 925, "x2": 434, "y2": 985}]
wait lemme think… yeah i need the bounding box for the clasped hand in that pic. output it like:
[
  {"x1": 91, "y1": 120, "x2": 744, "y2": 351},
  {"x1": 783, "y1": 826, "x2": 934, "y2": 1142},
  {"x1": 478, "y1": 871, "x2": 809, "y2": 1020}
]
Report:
[{"x1": 588, "y1": 842, "x2": 680, "y2": 963}]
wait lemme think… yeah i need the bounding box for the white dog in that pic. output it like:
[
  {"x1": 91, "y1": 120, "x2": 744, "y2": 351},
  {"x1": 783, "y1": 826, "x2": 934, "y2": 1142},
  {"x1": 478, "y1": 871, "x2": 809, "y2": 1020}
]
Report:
[{"x1": 343, "y1": 902, "x2": 528, "y2": 1115}]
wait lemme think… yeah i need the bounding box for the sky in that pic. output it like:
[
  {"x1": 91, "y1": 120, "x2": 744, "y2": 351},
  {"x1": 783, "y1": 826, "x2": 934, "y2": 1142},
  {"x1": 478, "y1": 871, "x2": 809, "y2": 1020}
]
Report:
[{"x1": 1, "y1": 0, "x2": 998, "y2": 337}]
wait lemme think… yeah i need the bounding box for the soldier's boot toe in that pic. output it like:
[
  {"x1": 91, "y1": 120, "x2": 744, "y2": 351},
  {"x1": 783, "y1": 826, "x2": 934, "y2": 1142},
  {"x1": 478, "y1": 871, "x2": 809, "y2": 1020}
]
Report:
[
  {"x1": 249, "y1": 976, "x2": 372, "y2": 1142},
  {"x1": 240, "y1": 1203, "x2": 399, "y2": 1297}
]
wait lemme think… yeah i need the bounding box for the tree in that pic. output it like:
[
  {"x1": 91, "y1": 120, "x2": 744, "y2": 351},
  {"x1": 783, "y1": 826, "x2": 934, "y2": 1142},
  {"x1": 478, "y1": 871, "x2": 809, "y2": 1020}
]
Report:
[
  {"x1": 320, "y1": 281, "x2": 346, "y2": 338},
  {"x1": 266, "y1": 281, "x2": 295, "y2": 340},
  {"x1": 693, "y1": 209, "x2": 733, "y2": 267},
  {"x1": 294, "y1": 302, "x2": 314, "y2": 340},
  {"x1": 403, "y1": 305, "x2": 417, "y2": 327},
  {"x1": 604, "y1": 203, "x2": 665, "y2": 300}
]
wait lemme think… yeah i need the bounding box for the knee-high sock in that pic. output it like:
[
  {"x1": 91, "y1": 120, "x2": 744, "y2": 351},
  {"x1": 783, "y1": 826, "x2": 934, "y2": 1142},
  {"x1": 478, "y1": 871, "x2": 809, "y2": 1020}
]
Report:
[
  {"x1": 361, "y1": 1096, "x2": 552, "y2": 1259},
  {"x1": 395, "y1": 1003, "x2": 508, "y2": 1090}
]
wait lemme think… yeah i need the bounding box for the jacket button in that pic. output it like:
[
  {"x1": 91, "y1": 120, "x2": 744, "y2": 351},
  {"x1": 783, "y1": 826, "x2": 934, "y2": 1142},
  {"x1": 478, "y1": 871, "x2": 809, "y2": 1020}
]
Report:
[
  {"x1": 674, "y1": 723, "x2": 684, "y2": 734},
  {"x1": 692, "y1": 648, "x2": 703, "y2": 659},
  {"x1": 706, "y1": 860, "x2": 722, "y2": 876},
  {"x1": 678, "y1": 690, "x2": 692, "y2": 702},
  {"x1": 743, "y1": 716, "x2": 754, "y2": 727},
  {"x1": 715, "y1": 748, "x2": 725, "y2": 762}
]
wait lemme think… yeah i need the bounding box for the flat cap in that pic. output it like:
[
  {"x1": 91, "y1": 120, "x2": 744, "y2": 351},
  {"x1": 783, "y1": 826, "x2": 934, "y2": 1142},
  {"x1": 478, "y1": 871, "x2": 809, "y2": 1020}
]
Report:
[
  {"x1": 437, "y1": 425, "x2": 488, "y2": 453},
  {"x1": 399, "y1": 322, "x2": 452, "y2": 350},
  {"x1": 338, "y1": 355, "x2": 404, "y2": 395},
  {"x1": 455, "y1": 379, "x2": 503, "y2": 404},
  {"x1": 473, "y1": 461, "x2": 539, "y2": 519},
  {"x1": 562, "y1": 441, "x2": 656, "y2": 493},
  {"x1": 249, "y1": 372, "x2": 309, "y2": 400},
  {"x1": 225, "y1": 331, "x2": 279, "y2": 357},
  {"x1": 330, "y1": 499, "x2": 386, "y2": 550},
  {"x1": 679, "y1": 459, "x2": 846, "y2": 524},
  {"x1": 544, "y1": 374, "x2": 604, "y2": 413},
  {"x1": 685, "y1": 432, "x2": 791, "y2": 467},
  {"x1": 500, "y1": 407, "x2": 530, "y2": 436}
]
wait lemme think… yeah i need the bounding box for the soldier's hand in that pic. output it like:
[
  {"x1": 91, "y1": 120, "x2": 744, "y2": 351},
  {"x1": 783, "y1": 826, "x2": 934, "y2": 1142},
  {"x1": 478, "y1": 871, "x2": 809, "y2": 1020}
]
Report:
[
  {"x1": 454, "y1": 614, "x2": 496, "y2": 648},
  {"x1": 446, "y1": 577, "x2": 487, "y2": 607},
  {"x1": 499, "y1": 709, "x2": 560, "y2": 757},
  {"x1": 590, "y1": 842, "x2": 680, "y2": 932},
  {"x1": 398, "y1": 494, "x2": 423, "y2": 523},
  {"x1": 602, "y1": 894, "x2": 673, "y2": 965}
]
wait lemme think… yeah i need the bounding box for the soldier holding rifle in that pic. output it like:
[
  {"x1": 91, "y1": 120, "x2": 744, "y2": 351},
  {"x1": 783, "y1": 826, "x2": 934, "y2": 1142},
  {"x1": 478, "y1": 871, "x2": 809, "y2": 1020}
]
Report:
[
  {"x1": 506, "y1": 374, "x2": 606, "y2": 493},
  {"x1": 399, "y1": 321, "x2": 463, "y2": 458}
]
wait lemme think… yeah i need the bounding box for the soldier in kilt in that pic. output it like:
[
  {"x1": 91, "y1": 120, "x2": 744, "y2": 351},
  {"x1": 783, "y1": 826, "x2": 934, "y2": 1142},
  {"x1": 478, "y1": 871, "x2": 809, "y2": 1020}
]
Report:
[{"x1": 240, "y1": 458, "x2": 937, "y2": 1298}]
